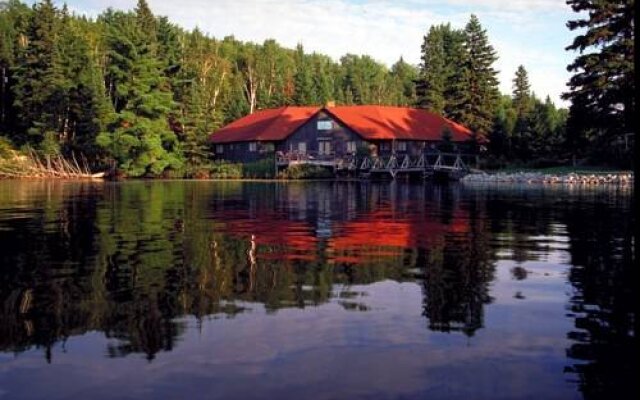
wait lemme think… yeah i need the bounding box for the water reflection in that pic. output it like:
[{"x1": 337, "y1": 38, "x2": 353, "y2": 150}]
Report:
[{"x1": 0, "y1": 180, "x2": 635, "y2": 399}]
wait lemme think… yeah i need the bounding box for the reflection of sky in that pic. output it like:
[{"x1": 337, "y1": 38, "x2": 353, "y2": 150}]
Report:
[{"x1": 1, "y1": 262, "x2": 577, "y2": 400}]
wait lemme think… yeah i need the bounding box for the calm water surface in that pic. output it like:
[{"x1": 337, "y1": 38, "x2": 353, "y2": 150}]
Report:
[{"x1": 0, "y1": 180, "x2": 636, "y2": 400}]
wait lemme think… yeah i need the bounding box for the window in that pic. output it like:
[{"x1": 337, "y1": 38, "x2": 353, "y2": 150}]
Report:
[
  {"x1": 262, "y1": 143, "x2": 275, "y2": 152},
  {"x1": 216, "y1": 144, "x2": 224, "y2": 154},
  {"x1": 319, "y1": 141, "x2": 332, "y2": 155},
  {"x1": 380, "y1": 142, "x2": 391, "y2": 151},
  {"x1": 298, "y1": 142, "x2": 307, "y2": 154},
  {"x1": 347, "y1": 141, "x2": 357, "y2": 153},
  {"x1": 317, "y1": 120, "x2": 333, "y2": 131},
  {"x1": 249, "y1": 142, "x2": 257, "y2": 152},
  {"x1": 396, "y1": 141, "x2": 407, "y2": 152}
]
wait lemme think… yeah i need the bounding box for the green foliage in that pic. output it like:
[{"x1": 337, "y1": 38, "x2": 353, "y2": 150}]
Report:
[
  {"x1": 293, "y1": 44, "x2": 316, "y2": 105},
  {"x1": 416, "y1": 25, "x2": 447, "y2": 113},
  {"x1": 417, "y1": 17, "x2": 499, "y2": 143},
  {"x1": 209, "y1": 160, "x2": 243, "y2": 179},
  {"x1": 0, "y1": 135, "x2": 14, "y2": 157},
  {"x1": 96, "y1": 5, "x2": 183, "y2": 177},
  {"x1": 454, "y1": 15, "x2": 500, "y2": 142},
  {"x1": 0, "y1": 1, "x2": 588, "y2": 175},
  {"x1": 277, "y1": 164, "x2": 334, "y2": 179},
  {"x1": 242, "y1": 157, "x2": 275, "y2": 178},
  {"x1": 563, "y1": 0, "x2": 634, "y2": 166}
]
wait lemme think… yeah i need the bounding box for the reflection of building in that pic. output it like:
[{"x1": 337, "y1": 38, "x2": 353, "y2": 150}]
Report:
[
  {"x1": 208, "y1": 182, "x2": 495, "y2": 337},
  {"x1": 0, "y1": 181, "x2": 496, "y2": 361}
]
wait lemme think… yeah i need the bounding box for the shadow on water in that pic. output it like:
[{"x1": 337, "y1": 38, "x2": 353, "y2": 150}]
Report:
[{"x1": 0, "y1": 180, "x2": 635, "y2": 398}]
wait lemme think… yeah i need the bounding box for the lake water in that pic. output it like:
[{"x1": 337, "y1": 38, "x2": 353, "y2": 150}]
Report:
[{"x1": 0, "y1": 180, "x2": 635, "y2": 400}]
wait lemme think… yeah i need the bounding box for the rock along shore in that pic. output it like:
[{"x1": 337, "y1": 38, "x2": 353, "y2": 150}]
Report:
[{"x1": 461, "y1": 171, "x2": 634, "y2": 185}]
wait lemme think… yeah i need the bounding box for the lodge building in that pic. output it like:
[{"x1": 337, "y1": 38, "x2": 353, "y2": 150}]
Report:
[{"x1": 209, "y1": 105, "x2": 475, "y2": 165}]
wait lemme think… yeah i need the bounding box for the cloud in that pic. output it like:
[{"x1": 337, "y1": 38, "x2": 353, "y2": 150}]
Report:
[
  {"x1": 65, "y1": 0, "x2": 573, "y2": 106},
  {"x1": 441, "y1": 0, "x2": 568, "y2": 12}
]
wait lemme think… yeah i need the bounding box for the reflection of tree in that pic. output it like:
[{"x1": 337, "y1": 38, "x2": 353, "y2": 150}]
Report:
[
  {"x1": 563, "y1": 201, "x2": 637, "y2": 399},
  {"x1": 421, "y1": 194, "x2": 495, "y2": 336}
]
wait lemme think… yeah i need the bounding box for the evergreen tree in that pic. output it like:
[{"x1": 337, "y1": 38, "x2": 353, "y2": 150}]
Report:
[
  {"x1": 293, "y1": 44, "x2": 315, "y2": 105},
  {"x1": 311, "y1": 55, "x2": 333, "y2": 105},
  {"x1": 512, "y1": 65, "x2": 531, "y2": 116},
  {"x1": 0, "y1": 0, "x2": 30, "y2": 134},
  {"x1": 416, "y1": 26, "x2": 446, "y2": 113},
  {"x1": 96, "y1": 7, "x2": 182, "y2": 176},
  {"x1": 563, "y1": 0, "x2": 634, "y2": 163},
  {"x1": 451, "y1": 15, "x2": 500, "y2": 142},
  {"x1": 11, "y1": 0, "x2": 63, "y2": 150},
  {"x1": 389, "y1": 57, "x2": 417, "y2": 106},
  {"x1": 511, "y1": 65, "x2": 533, "y2": 159},
  {"x1": 489, "y1": 95, "x2": 516, "y2": 158},
  {"x1": 441, "y1": 26, "x2": 467, "y2": 118}
]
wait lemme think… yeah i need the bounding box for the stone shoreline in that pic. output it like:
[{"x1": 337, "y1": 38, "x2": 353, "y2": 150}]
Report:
[{"x1": 462, "y1": 171, "x2": 634, "y2": 185}]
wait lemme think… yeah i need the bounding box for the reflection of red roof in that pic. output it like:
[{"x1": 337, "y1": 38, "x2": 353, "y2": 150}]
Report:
[
  {"x1": 211, "y1": 107, "x2": 320, "y2": 143},
  {"x1": 210, "y1": 106, "x2": 474, "y2": 143}
]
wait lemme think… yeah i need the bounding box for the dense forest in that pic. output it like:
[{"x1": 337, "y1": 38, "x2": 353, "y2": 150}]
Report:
[{"x1": 0, "y1": 0, "x2": 634, "y2": 177}]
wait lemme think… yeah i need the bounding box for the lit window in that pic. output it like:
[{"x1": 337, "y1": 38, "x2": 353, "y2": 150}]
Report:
[
  {"x1": 298, "y1": 142, "x2": 307, "y2": 154},
  {"x1": 317, "y1": 120, "x2": 332, "y2": 130},
  {"x1": 397, "y1": 141, "x2": 407, "y2": 152},
  {"x1": 347, "y1": 141, "x2": 357, "y2": 153},
  {"x1": 249, "y1": 142, "x2": 257, "y2": 152},
  {"x1": 216, "y1": 144, "x2": 224, "y2": 154}
]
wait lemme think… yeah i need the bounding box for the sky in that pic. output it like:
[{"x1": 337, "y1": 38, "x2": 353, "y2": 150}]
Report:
[{"x1": 59, "y1": 0, "x2": 577, "y2": 107}]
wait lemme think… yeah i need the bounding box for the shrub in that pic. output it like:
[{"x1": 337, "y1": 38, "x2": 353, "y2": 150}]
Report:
[
  {"x1": 277, "y1": 164, "x2": 334, "y2": 179},
  {"x1": 0, "y1": 136, "x2": 15, "y2": 159},
  {"x1": 209, "y1": 160, "x2": 243, "y2": 179},
  {"x1": 243, "y1": 157, "x2": 275, "y2": 178}
]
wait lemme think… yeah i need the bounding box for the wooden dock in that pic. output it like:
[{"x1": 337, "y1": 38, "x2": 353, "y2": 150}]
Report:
[{"x1": 276, "y1": 152, "x2": 472, "y2": 181}]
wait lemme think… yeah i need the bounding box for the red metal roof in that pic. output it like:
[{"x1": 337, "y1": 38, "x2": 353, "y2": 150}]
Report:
[
  {"x1": 209, "y1": 105, "x2": 474, "y2": 143},
  {"x1": 326, "y1": 106, "x2": 474, "y2": 142},
  {"x1": 210, "y1": 106, "x2": 321, "y2": 143}
]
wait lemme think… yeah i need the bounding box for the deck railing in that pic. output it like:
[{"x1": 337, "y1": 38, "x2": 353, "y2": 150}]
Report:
[{"x1": 276, "y1": 151, "x2": 475, "y2": 178}]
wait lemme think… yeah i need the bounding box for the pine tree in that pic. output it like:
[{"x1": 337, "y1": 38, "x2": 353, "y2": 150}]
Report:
[
  {"x1": 511, "y1": 65, "x2": 533, "y2": 158},
  {"x1": 512, "y1": 65, "x2": 531, "y2": 116},
  {"x1": 441, "y1": 26, "x2": 467, "y2": 118},
  {"x1": 416, "y1": 26, "x2": 446, "y2": 113},
  {"x1": 311, "y1": 55, "x2": 333, "y2": 105},
  {"x1": 293, "y1": 44, "x2": 315, "y2": 105},
  {"x1": 451, "y1": 15, "x2": 500, "y2": 142},
  {"x1": 97, "y1": 7, "x2": 182, "y2": 177},
  {"x1": 390, "y1": 57, "x2": 417, "y2": 106},
  {"x1": 563, "y1": 0, "x2": 634, "y2": 162},
  {"x1": 11, "y1": 0, "x2": 63, "y2": 150},
  {"x1": 0, "y1": 0, "x2": 30, "y2": 135}
]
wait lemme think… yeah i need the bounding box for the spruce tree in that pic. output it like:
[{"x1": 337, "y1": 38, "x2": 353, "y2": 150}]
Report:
[
  {"x1": 441, "y1": 26, "x2": 467, "y2": 118},
  {"x1": 452, "y1": 15, "x2": 500, "y2": 142},
  {"x1": 511, "y1": 65, "x2": 533, "y2": 159},
  {"x1": 563, "y1": 0, "x2": 634, "y2": 162},
  {"x1": 512, "y1": 65, "x2": 532, "y2": 116},
  {"x1": 293, "y1": 44, "x2": 315, "y2": 105},
  {"x1": 97, "y1": 7, "x2": 182, "y2": 177},
  {"x1": 390, "y1": 57, "x2": 417, "y2": 106},
  {"x1": 11, "y1": 0, "x2": 63, "y2": 150},
  {"x1": 416, "y1": 26, "x2": 446, "y2": 113}
]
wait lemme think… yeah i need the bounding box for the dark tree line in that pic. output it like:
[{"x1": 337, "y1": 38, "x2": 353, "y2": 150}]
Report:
[
  {"x1": 0, "y1": 0, "x2": 420, "y2": 176},
  {"x1": 415, "y1": 17, "x2": 569, "y2": 166},
  {"x1": 0, "y1": 0, "x2": 633, "y2": 176},
  {"x1": 562, "y1": 0, "x2": 635, "y2": 166}
]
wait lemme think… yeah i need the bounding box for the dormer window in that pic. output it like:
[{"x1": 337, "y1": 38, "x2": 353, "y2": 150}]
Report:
[{"x1": 317, "y1": 120, "x2": 332, "y2": 131}]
